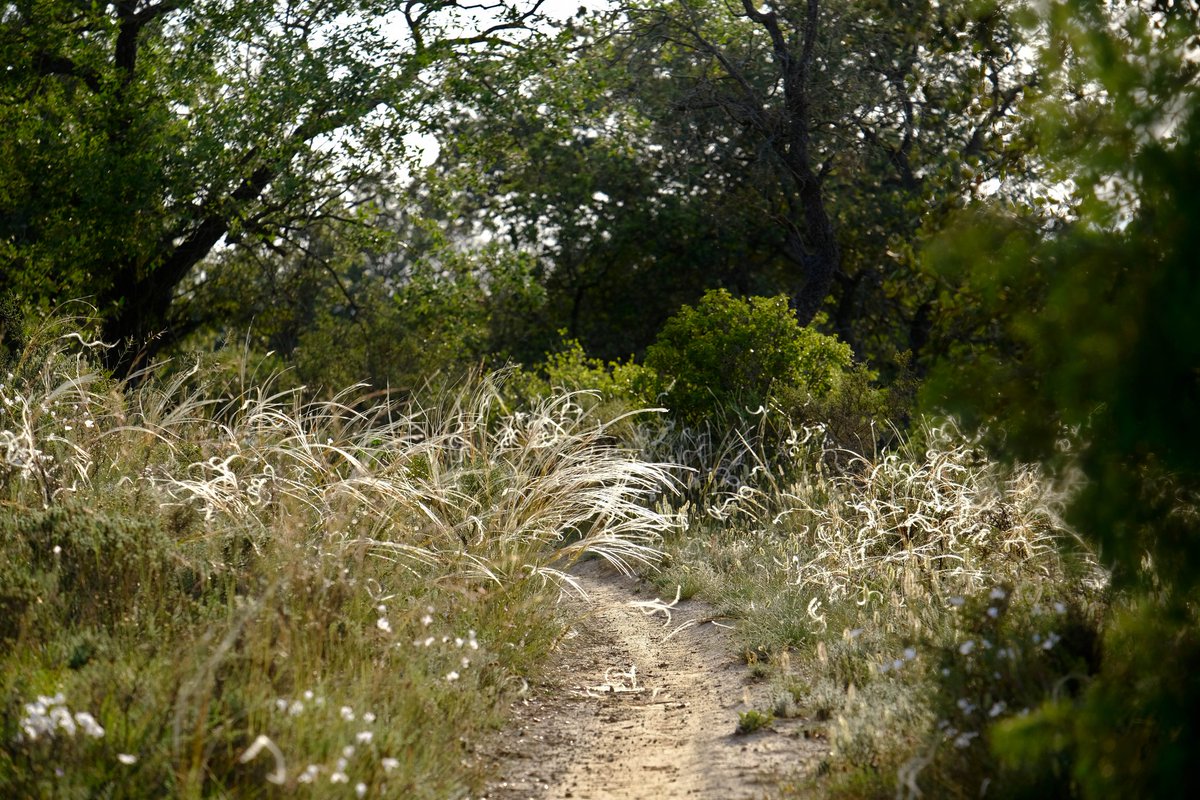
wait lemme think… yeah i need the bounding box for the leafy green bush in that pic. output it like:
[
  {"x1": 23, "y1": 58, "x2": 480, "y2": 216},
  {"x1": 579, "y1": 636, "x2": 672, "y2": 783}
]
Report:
[
  {"x1": 915, "y1": 586, "x2": 1102, "y2": 799},
  {"x1": 0, "y1": 506, "x2": 180, "y2": 630},
  {"x1": 506, "y1": 336, "x2": 658, "y2": 430},
  {"x1": 644, "y1": 290, "x2": 853, "y2": 426}
]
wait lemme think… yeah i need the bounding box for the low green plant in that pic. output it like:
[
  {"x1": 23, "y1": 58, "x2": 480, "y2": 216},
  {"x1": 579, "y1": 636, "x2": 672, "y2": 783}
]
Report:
[
  {"x1": 506, "y1": 335, "x2": 658, "y2": 424},
  {"x1": 736, "y1": 708, "x2": 775, "y2": 735}
]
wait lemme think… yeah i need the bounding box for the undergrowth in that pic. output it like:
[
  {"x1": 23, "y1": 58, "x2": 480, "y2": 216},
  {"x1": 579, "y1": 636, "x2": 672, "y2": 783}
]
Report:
[
  {"x1": 0, "y1": 319, "x2": 677, "y2": 798},
  {"x1": 650, "y1": 417, "x2": 1107, "y2": 798}
]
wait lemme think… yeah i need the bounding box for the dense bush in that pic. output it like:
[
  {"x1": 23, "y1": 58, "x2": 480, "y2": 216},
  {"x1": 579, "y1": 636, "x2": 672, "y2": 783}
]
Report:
[{"x1": 643, "y1": 290, "x2": 853, "y2": 426}]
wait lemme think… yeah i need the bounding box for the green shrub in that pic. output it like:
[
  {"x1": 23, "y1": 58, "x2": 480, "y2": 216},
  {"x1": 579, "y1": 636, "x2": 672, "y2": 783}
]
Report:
[
  {"x1": 644, "y1": 289, "x2": 853, "y2": 426},
  {"x1": 506, "y1": 336, "x2": 658, "y2": 427},
  {"x1": 0, "y1": 504, "x2": 181, "y2": 631},
  {"x1": 915, "y1": 586, "x2": 1103, "y2": 799}
]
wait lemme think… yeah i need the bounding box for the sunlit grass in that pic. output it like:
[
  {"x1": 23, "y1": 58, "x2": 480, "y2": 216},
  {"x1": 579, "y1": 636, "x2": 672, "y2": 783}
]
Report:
[
  {"x1": 0, "y1": 321, "x2": 678, "y2": 798},
  {"x1": 649, "y1": 416, "x2": 1106, "y2": 797}
]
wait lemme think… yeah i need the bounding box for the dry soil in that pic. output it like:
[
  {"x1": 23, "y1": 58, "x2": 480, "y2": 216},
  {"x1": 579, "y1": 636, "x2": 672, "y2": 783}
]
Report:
[{"x1": 479, "y1": 559, "x2": 826, "y2": 799}]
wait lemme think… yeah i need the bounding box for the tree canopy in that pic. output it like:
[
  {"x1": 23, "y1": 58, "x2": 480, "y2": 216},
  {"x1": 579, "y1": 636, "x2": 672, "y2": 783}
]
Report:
[{"x1": 0, "y1": 0, "x2": 548, "y2": 375}]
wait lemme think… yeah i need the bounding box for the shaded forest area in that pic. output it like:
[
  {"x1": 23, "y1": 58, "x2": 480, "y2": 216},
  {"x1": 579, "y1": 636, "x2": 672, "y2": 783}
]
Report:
[{"x1": 2, "y1": 0, "x2": 1199, "y2": 797}]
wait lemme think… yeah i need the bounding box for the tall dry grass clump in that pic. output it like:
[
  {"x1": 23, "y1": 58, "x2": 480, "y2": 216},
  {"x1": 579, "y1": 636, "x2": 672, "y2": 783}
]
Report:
[
  {"x1": 651, "y1": 417, "x2": 1106, "y2": 797},
  {"x1": 0, "y1": 319, "x2": 677, "y2": 798}
]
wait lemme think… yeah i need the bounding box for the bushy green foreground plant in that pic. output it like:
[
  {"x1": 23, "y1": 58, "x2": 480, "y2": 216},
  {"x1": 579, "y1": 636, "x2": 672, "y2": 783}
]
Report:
[
  {"x1": 651, "y1": 419, "x2": 1105, "y2": 797},
  {"x1": 0, "y1": 322, "x2": 677, "y2": 798}
]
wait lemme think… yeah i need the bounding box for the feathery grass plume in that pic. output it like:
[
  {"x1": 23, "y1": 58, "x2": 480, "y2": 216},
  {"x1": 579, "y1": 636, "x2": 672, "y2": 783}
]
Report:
[
  {"x1": 651, "y1": 415, "x2": 1105, "y2": 799},
  {"x1": 0, "y1": 327, "x2": 678, "y2": 798}
]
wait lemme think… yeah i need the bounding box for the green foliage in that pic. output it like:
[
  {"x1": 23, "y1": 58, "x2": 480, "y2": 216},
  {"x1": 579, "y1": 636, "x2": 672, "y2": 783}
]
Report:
[
  {"x1": 0, "y1": 506, "x2": 178, "y2": 633},
  {"x1": 921, "y1": 1, "x2": 1200, "y2": 796},
  {"x1": 988, "y1": 596, "x2": 1200, "y2": 799},
  {"x1": 916, "y1": 587, "x2": 1102, "y2": 798},
  {"x1": 0, "y1": 326, "x2": 675, "y2": 798},
  {"x1": 0, "y1": 1, "x2": 550, "y2": 374},
  {"x1": 511, "y1": 337, "x2": 657, "y2": 407},
  {"x1": 735, "y1": 709, "x2": 774, "y2": 735},
  {"x1": 644, "y1": 290, "x2": 853, "y2": 426}
]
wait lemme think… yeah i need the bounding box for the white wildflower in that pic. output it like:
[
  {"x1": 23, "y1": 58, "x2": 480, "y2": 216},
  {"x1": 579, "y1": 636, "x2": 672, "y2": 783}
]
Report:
[{"x1": 953, "y1": 731, "x2": 979, "y2": 748}]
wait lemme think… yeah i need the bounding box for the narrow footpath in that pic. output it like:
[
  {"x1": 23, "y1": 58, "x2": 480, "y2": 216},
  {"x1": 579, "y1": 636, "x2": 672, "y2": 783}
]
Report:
[{"x1": 480, "y1": 560, "x2": 826, "y2": 799}]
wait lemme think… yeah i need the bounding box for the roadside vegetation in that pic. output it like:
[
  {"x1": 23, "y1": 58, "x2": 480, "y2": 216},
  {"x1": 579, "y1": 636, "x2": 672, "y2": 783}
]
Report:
[
  {"x1": 0, "y1": 317, "x2": 675, "y2": 798},
  {"x1": 3, "y1": 0, "x2": 1197, "y2": 798}
]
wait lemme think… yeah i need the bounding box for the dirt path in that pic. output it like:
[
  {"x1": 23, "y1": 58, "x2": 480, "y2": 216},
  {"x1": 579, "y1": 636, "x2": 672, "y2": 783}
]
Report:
[{"x1": 478, "y1": 560, "x2": 826, "y2": 799}]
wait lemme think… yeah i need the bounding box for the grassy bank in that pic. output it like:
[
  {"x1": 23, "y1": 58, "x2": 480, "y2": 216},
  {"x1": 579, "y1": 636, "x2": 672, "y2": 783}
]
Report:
[
  {"x1": 649, "y1": 418, "x2": 1107, "y2": 797},
  {"x1": 0, "y1": 325, "x2": 676, "y2": 798}
]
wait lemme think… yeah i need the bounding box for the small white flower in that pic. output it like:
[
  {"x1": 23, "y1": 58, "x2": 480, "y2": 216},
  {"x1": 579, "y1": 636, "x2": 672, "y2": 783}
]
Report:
[
  {"x1": 381, "y1": 757, "x2": 400, "y2": 772},
  {"x1": 987, "y1": 607, "x2": 999, "y2": 618},
  {"x1": 903, "y1": 647, "x2": 917, "y2": 661},
  {"x1": 288, "y1": 701, "x2": 305, "y2": 716},
  {"x1": 274, "y1": 698, "x2": 288, "y2": 713},
  {"x1": 376, "y1": 617, "x2": 392, "y2": 633},
  {"x1": 362, "y1": 711, "x2": 376, "y2": 724},
  {"x1": 303, "y1": 690, "x2": 314, "y2": 701},
  {"x1": 445, "y1": 671, "x2": 460, "y2": 682},
  {"x1": 959, "y1": 639, "x2": 976, "y2": 655},
  {"x1": 74, "y1": 711, "x2": 104, "y2": 738},
  {"x1": 84, "y1": 419, "x2": 95, "y2": 429},
  {"x1": 340, "y1": 706, "x2": 355, "y2": 721},
  {"x1": 420, "y1": 614, "x2": 433, "y2": 627},
  {"x1": 298, "y1": 765, "x2": 320, "y2": 784},
  {"x1": 356, "y1": 782, "x2": 368, "y2": 798},
  {"x1": 331, "y1": 771, "x2": 349, "y2": 784},
  {"x1": 990, "y1": 587, "x2": 1007, "y2": 600},
  {"x1": 1053, "y1": 601, "x2": 1067, "y2": 614},
  {"x1": 117, "y1": 753, "x2": 137, "y2": 765},
  {"x1": 356, "y1": 730, "x2": 373, "y2": 744},
  {"x1": 953, "y1": 731, "x2": 979, "y2": 748},
  {"x1": 342, "y1": 745, "x2": 355, "y2": 758},
  {"x1": 989, "y1": 701, "x2": 1007, "y2": 718}
]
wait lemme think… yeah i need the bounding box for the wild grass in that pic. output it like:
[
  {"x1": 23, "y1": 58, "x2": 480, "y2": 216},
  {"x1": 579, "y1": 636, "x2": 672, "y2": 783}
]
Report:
[
  {"x1": 649, "y1": 417, "x2": 1107, "y2": 797},
  {"x1": 0, "y1": 320, "x2": 677, "y2": 798}
]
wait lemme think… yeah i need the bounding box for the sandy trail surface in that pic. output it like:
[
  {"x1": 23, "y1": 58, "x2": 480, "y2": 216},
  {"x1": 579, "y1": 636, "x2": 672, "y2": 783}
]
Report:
[{"x1": 480, "y1": 560, "x2": 826, "y2": 799}]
